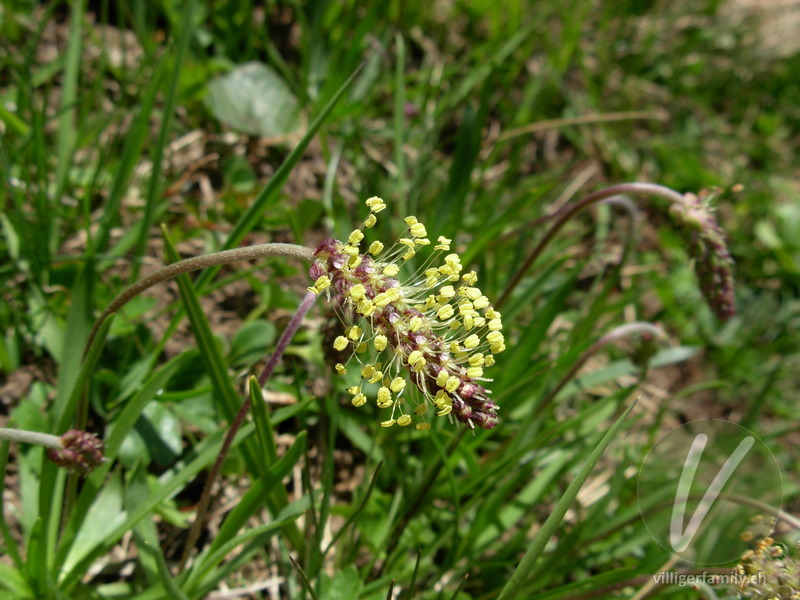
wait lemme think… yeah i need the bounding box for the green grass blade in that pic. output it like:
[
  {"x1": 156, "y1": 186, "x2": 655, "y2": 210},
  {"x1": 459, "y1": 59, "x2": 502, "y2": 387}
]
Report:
[
  {"x1": 496, "y1": 401, "x2": 638, "y2": 600},
  {"x1": 188, "y1": 432, "x2": 308, "y2": 591},
  {"x1": 54, "y1": 312, "x2": 115, "y2": 433},
  {"x1": 141, "y1": 542, "x2": 190, "y2": 600},
  {"x1": 393, "y1": 34, "x2": 407, "y2": 216},
  {"x1": 94, "y1": 58, "x2": 166, "y2": 254},
  {"x1": 52, "y1": 0, "x2": 85, "y2": 243},
  {"x1": 161, "y1": 227, "x2": 242, "y2": 423},
  {"x1": 131, "y1": 0, "x2": 197, "y2": 279}
]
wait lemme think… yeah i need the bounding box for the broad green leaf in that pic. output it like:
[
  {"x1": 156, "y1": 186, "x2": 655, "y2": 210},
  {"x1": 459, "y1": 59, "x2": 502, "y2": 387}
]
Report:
[
  {"x1": 206, "y1": 62, "x2": 301, "y2": 137},
  {"x1": 61, "y1": 471, "x2": 126, "y2": 577}
]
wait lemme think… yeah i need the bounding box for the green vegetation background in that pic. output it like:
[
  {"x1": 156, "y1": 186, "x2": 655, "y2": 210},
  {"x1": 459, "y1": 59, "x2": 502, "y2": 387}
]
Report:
[{"x1": 1, "y1": 0, "x2": 798, "y2": 599}]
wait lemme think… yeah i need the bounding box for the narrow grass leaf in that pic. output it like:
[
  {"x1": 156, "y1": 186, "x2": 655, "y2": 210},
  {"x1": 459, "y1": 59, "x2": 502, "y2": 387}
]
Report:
[
  {"x1": 131, "y1": 0, "x2": 197, "y2": 278},
  {"x1": 140, "y1": 542, "x2": 190, "y2": 600},
  {"x1": 496, "y1": 401, "x2": 637, "y2": 600},
  {"x1": 0, "y1": 441, "x2": 23, "y2": 571},
  {"x1": 197, "y1": 431, "x2": 308, "y2": 572},
  {"x1": 324, "y1": 462, "x2": 383, "y2": 556}
]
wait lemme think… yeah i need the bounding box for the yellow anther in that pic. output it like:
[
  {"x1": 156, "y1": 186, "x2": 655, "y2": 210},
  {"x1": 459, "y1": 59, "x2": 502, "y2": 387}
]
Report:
[
  {"x1": 473, "y1": 317, "x2": 486, "y2": 328},
  {"x1": 435, "y1": 236, "x2": 451, "y2": 251},
  {"x1": 445, "y1": 376, "x2": 461, "y2": 393},
  {"x1": 458, "y1": 301, "x2": 474, "y2": 315},
  {"x1": 355, "y1": 342, "x2": 368, "y2": 353},
  {"x1": 474, "y1": 295, "x2": 490, "y2": 309},
  {"x1": 374, "y1": 334, "x2": 388, "y2": 351},
  {"x1": 410, "y1": 223, "x2": 427, "y2": 238},
  {"x1": 342, "y1": 244, "x2": 359, "y2": 256},
  {"x1": 314, "y1": 276, "x2": 331, "y2": 291},
  {"x1": 415, "y1": 237, "x2": 430, "y2": 246},
  {"x1": 434, "y1": 390, "x2": 453, "y2": 415},
  {"x1": 399, "y1": 238, "x2": 415, "y2": 249},
  {"x1": 402, "y1": 247, "x2": 416, "y2": 261},
  {"x1": 346, "y1": 386, "x2": 361, "y2": 395},
  {"x1": 468, "y1": 353, "x2": 485, "y2": 367},
  {"x1": 380, "y1": 419, "x2": 396, "y2": 428},
  {"x1": 333, "y1": 336, "x2": 349, "y2": 351},
  {"x1": 383, "y1": 263, "x2": 400, "y2": 276},
  {"x1": 450, "y1": 341, "x2": 460, "y2": 353},
  {"x1": 369, "y1": 241, "x2": 384, "y2": 255},
  {"x1": 397, "y1": 415, "x2": 412, "y2": 426},
  {"x1": 484, "y1": 355, "x2": 496, "y2": 367},
  {"x1": 352, "y1": 393, "x2": 367, "y2": 407},
  {"x1": 390, "y1": 377, "x2": 406, "y2": 392},
  {"x1": 464, "y1": 334, "x2": 480, "y2": 349},
  {"x1": 361, "y1": 364, "x2": 376, "y2": 379},
  {"x1": 369, "y1": 370, "x2": 384, "y2": 384},
  {"x1": 357, "y1": 299, "x2": 375, "y2": 316},
  {"x1": 486, "y1": 331, "x2": 504, "y2": 345},
  {"x1": 488, "y1": 318, "x2": 503, "y2": 331},
  {"x1": 346, "y1": 326, "x2": 363, "y2": 340},
  {"x1": 364, "y1": 213, "x2": 377, "y2": 228},
  {"x1": 425, "y1": 276, "x2": 438, "y2": 288},
  {"x1": 407, "y1": 350, "x2": 426, "y2": 370},
  {"x1": 437, "y1": 304, "x2": 455, "y2": 320},
  {"x1": 366, "y1": 196, "x2": 387, "y2": 212},
  {"x1": 490, "y1": 342, "x2": 506, "y2": 354},
  {"x1": 348, "y1": 229, "x2": 364, "y2": 245},
  {"x1": 467, "y1": 366, "x2": 484, "y2": 379},
  {"x1": 463, "y1": 314, "x2": 474, "y2": 330},
  {"x1": 416, "y1": 422, "x2": 432, "y2": 430},
  {"x1": 335, "y1": 363, "x2": 347, "y2": 375},
  {"x1": 460, "y1": 287, "x2": 482, "y2": 300},
  {"x1": 444, "y1": 254, "x2": 462, "y2": 269},
  {"x1": 377, "y1": 386, "x2": 393, "y2": 408},
  {"x1": 404, "y1": 216, "x2": 419, "y2": 226},
  {"x1": 349, "y1": 284, "x2": 366, "y2": 300},
  {"x1": 436, "y1": 370, "x2": 449, "y2": 387},
  {"x1": 425, "y1": 295, "x2": 437, "y2": 309},
  {"x1": 409, "y1": 316, "x2": 424, "y2": 332},
  {"x1": 424, "y1": 267, "x2": 439, "y2": 278},
  {"x1": 347, "y1": 254, "x2": 362, "y2": 269},
  {"x1": 486, "y1": 308, "x2": 501, "y2": 319},
  {"x1": 414, "y1": 404, "x2": 428, "y2": 415},
  {"x1": 439, "y1": 285, "x2": 456, "y2": 298},
  {"x1": 462, "y1": 270, "x2": 478, "y2": 285}
]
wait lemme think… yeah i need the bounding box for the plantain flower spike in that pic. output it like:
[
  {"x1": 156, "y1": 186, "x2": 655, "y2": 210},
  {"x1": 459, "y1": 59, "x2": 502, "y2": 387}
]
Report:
[
  {"x1": 308, "y1": 197, "x2": 504, "y2": 430},
  {"x1": 668, "y1": 190, "x2": 736, "y2": 321}
]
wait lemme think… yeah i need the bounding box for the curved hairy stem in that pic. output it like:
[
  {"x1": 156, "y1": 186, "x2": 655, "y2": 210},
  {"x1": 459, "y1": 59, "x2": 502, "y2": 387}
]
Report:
[
  {"x1": 84, "y1": 243, "x2": 314, "y2": 357},
  {"x1": 0, "y1": 428, "x2": 62, "y2": 449},
  {"x1": 497, "y1": 183, "x2": 685, "y2": 308}
]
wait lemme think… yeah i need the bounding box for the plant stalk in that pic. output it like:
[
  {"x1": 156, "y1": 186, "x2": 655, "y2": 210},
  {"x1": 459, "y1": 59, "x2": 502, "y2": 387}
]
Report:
[{"x1": 179, "y1": 290, "x2": 318, "y2": 570}]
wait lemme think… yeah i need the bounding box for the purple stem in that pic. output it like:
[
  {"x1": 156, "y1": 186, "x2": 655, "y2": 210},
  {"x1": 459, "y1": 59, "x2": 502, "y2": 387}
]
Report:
[
  {"x1": 497, "y1": 183, "x2": 685, "y2": 308},
  {"x1": 179, "y1": 290, "x2": 318, "y2": 570}
]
